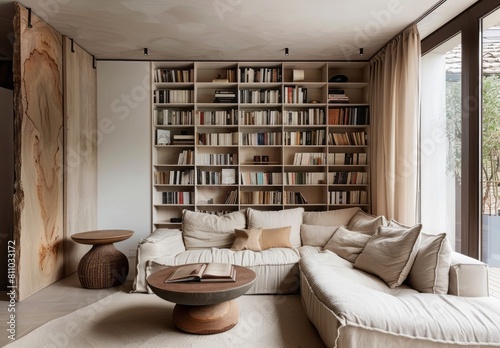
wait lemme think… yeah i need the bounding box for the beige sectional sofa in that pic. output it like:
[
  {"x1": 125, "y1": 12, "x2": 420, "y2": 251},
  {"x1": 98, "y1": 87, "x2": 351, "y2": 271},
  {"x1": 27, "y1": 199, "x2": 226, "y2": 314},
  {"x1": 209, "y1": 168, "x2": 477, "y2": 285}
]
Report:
[{"x1": 133, "y1": 207, "x2": 500, "y2": 347}]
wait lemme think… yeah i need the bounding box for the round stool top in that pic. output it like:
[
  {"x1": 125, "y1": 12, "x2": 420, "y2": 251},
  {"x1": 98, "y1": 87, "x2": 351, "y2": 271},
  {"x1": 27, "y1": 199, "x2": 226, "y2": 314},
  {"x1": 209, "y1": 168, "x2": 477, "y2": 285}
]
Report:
[{"x1": 71, "y1": 229, "x2": 134, "y2": 245}]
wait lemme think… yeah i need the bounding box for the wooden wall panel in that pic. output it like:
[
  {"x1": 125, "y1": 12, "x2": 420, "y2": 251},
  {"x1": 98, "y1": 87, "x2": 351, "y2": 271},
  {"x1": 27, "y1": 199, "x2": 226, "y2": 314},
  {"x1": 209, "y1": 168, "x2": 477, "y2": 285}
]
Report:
[
  {"x1": 13, "y1": 4, "x2": 64, "y2": 300},
  {"x1": 63, "y1": 36, "x2": 97, "y2": 275}
]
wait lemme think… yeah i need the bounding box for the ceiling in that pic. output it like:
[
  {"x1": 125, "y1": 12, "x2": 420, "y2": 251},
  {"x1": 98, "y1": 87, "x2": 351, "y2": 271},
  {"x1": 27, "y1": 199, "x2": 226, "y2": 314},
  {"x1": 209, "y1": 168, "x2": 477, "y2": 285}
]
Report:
[{"x1": 0, "y1": 0, "x2": 478, "y2": 61}]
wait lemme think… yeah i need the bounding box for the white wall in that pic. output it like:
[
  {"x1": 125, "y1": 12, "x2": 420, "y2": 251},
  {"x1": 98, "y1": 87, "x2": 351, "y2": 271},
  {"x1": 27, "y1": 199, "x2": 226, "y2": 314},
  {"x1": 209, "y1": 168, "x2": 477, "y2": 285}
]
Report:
[{"x1": 96, "y1": 61, "x2": 151, "y2": 276}]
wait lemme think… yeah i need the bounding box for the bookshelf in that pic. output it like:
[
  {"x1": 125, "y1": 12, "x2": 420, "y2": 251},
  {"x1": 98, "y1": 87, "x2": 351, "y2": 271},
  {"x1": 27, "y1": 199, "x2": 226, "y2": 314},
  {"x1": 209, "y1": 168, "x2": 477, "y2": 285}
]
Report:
[{"x1": 151, "y1": 61, "x2": 370, "y2": 229}]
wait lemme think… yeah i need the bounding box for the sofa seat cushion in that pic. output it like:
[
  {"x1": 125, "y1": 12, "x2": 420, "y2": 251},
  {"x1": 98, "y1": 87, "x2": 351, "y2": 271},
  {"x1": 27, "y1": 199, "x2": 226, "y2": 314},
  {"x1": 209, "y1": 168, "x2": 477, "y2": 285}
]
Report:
[
  {"x1": 148, "y1": 247, "x2": 301, "y2": 294},
  {"x1": 300, "y1": 252, "x2": 500, "y2": 346}
]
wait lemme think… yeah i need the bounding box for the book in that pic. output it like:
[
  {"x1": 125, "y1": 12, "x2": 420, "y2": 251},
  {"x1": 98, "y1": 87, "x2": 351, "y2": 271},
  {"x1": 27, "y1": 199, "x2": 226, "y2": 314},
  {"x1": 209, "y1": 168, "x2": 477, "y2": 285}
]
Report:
[
  {"x1": 165, "y1": 263, "x2": 236, "y2": 283},
  {"x1": 157, "y1": 129, "x2": 170, "y2": 145}
]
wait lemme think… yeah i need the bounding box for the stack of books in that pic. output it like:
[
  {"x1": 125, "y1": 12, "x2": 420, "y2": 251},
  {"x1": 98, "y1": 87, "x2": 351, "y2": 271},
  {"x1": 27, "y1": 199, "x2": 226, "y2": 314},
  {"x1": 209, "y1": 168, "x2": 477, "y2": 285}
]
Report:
[
  {"x1": 214, "y1": 90, "x2": 237, "y2": 103},
  {"x1": 328, "y1": 89, "x2": 349, "y2": 104},
  {"x1": 172, "y1": 134, "x2": 195, "y2": 145}
]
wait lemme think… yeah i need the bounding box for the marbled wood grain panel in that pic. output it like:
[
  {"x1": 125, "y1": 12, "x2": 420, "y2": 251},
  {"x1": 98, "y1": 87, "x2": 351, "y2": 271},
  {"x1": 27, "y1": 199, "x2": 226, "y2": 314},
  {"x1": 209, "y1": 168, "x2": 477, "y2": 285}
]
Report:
[
  {"x1": 63, "y1": 36, "x2": 97, "y2": 275},
  {"x1": 13, "y1": 4, "x2": 64, "y2": 300}
]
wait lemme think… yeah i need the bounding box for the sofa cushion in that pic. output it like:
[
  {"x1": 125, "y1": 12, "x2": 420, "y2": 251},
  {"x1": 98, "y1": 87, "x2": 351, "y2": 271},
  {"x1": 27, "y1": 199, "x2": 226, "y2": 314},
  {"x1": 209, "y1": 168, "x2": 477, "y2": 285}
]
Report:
[
  {"x1": 302, "y1": 207, "x2": 360, "y2": 226},
  {"x1": 182, "y1": 210, "x2": 246, "y2": 249},
  {"x1": 354, "y1": 224, "x2": 422, "y2": 288},
  {"x1": 300, "y1": 224, "x2": 339, "y2": 247},
  {"x1": 347, "y1": 210, "x2": 386, "y2": 234},
  {"x1": 247, "y1": 207, "x2": 303, "y2": 248},
  {"x1": 260, "y1": 226, "x2": 293, "y2": 249},
  {"x1": 324, "y1": 226, "x2": 371, "y2": 263},
  {"x1": 231, "y1": 228, "x2": 262, "y2": 251},
  {"x1": 406, "y1": 232, "x2": 452, "y2": 294}
]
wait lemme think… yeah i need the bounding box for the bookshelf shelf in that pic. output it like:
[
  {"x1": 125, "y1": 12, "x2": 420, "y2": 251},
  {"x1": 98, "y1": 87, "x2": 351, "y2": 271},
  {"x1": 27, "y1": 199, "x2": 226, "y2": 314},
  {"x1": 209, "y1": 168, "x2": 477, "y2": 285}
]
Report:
[{"x1": 151, "y1": 61, "x2": 371, "y2": 229}]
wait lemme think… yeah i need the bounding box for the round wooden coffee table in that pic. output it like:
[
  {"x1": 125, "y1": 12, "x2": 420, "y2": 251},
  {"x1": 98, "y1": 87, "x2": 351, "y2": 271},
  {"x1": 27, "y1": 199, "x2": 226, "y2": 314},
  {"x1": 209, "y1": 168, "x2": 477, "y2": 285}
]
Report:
[
  {"x1": 71, "y1": 229, "x2": 134, "y2": 289},
  {"x1": 147, "y1": 264, "x2": 256, "y2": 334}
]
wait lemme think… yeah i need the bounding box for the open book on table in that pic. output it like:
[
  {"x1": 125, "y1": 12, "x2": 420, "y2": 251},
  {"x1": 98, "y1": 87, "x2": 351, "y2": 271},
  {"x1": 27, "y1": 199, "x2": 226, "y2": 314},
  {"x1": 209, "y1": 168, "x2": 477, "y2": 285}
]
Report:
[{"x1": 165, "y1": 263, "x2": 236, "y2": 283}]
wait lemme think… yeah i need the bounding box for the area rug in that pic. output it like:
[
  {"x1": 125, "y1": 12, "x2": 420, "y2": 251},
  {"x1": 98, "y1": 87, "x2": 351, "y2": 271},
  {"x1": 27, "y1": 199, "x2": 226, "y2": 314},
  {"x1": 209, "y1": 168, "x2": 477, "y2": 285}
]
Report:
[{"x1": 8, "y1": 291, "x2": 325, "y2": 347}]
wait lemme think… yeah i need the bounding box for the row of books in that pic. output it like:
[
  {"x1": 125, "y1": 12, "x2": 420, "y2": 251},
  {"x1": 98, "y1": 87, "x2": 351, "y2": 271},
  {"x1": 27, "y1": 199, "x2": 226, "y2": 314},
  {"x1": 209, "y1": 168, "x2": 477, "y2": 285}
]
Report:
[
  {"x1": 328, "y1": 153, "x2": 367, "y2": 165},
  {"x1": 155, "y1": 110, "x2": 193, "y2": 126},
  {"x1": 196, "y1": 169, "x2": 224, "y2": 185},
  {"x1": 329, "y1": 190, "x2": 368, "y2": 204},
  {"x1": 240, "y1": 191, "x2": 282, "y2": 205},
  {"x1": 240, "y1": 110, "x2": 282, "y2": 125},
  {"x1": 154, "y1": 170, "x2": 195, "y2": 185},
  {"x1": 284, "y1": 172, "x2": 327, "y2": 185},
  {"x1": 161, "y1": 191, "x2": 194, "y2": 204},
  {"x1": 196, "y1": 110, "x2": 238, "y2": 125},
  {"x1": 240, "y1": 132, "x2": 282, "y2": 146},
  {"x1": 284, "y1": 130, "x2": 326, "y2": 146},
  {"x1": 198, "y1": 132, "x2": 238, "y2": 146},
  {"x1": 240, "y1": 172, "x2": 282, "y2": 185},
  {"x1": 328, "y1": 132, "x2": 367, "y2": 146},
  {"x1": 154, "y1": 68, "x2": 193, "y2": 83},
  {"x1": 329, "y1": 172, "x2": 368, "y2": 185},
  {"x1": 293, "y1": 152, "x2": 327, "y2": 165},
  {"x1": 328, "y1": 89, "x2": 349, "y2": 104},
  {"x1": 196, "y1": 153, "x2": 238, "y2": 165},
  {"x1": 154, "y1": 90, "x2": 194, "y2": 104},
  {"x1": 240, "y1": 89, "x2": 281, "y2": 104},
  {"x1": 328, "y1": 106, "x2": 369, "y2": 125},
  {"x1": 240, "y1": 67, "x2": 282, "y2": 83},
  {"x1": 284, "y1": 87, "x2": 308, "y2": 104},
  {"x1": 177, "y1": 150, "x2": 194, "y2": 165},
  {"x1": 284, "y1": 109, "x2": 326, "y2": 125},
  {"x1": 284, "y1": 191, "x2": 308, "y2": 205},
  {"x1": 224, "y1": 190, "x2": 238, "y2": 204},
  {"x1": 196, "y1": 209, "x2": 234, "y2": 216}
]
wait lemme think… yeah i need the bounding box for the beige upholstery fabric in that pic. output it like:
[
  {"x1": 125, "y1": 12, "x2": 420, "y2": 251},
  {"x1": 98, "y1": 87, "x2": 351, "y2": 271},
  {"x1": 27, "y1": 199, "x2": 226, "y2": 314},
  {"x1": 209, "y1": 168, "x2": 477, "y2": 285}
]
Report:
[
  {"x1": 354, "y1": 224, "x2": 422, "y2": 288},
  {"x1": 182, "y1": 209, "x2": 246, "y2": 249},
  {"x1": 260, "y1": 226, "x2": 293, "y2": 249},
  {"x1": 247, "y1": 207, "x2": 304, "y2": 248},
  {"x1": 324, "y1": 226, "x2": 371, "y2": 263},
  {"x1": 300, "y1": 224, "x2": 339, "y2": 247},
  {"x1": 406, "y1": 232, "x2": 452, "y2": 294},
  {"x1": 449, "y1": 252, "x2": 490, "y2": 297},
  {"x1": 347, "y1": 210, "x2": 386, "y2": 234},
  {"x1": 302, "y1": 207, "x2": 360, "y2": 226},
  {"x1": 231, "y1": 228, "x2": 262, "y2": 251}
]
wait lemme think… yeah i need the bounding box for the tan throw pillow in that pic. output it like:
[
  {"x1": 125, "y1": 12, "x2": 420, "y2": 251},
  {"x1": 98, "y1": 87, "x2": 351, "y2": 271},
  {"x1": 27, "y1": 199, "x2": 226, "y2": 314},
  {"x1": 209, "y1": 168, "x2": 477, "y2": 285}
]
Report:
[
  {"x1": 260, "y1": 226, "x2": 293, "y2": 249},
  {"x1": 406, "y1": 232, "x2": 452, "y2": 294},
  {"x1": 231, "y1": 229, "x2": 263, "y2": 251},
  {"x1": 300, "y1": 224, "x2": 339, "y2": 247},
  {"x1": 354, "y1": 224, "x2": 422, "y2": 288},
  {"x1": 347, "y1": 210, "x2": 386, "y2": 234},
  {"x1": 247, "y1": 208, "x2": 303, "y2": 248},
  {"x1": 303, "y1": 207, "x2": 360, "y2": 226},
  {"x1": 182, "y1": 210, "x2": 246, "y2": 249},
  {"x1": 324, "y1": 226, "x2": 371, "y2": 263}
]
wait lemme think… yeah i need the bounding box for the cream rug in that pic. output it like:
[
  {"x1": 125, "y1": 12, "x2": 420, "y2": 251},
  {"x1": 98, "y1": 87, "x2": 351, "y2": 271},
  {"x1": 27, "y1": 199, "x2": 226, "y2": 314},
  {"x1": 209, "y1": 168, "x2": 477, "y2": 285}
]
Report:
[{"x1": 8, "y1": 292, "x2": 325, "y2": 347}]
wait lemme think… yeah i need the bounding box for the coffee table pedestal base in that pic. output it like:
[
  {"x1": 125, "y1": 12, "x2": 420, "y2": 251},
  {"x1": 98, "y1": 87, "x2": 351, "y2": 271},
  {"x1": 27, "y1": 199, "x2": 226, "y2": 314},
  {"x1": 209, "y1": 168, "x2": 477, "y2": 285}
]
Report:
[{"x1": 173, "y1": 300, "x2": 239, "y2": 334}]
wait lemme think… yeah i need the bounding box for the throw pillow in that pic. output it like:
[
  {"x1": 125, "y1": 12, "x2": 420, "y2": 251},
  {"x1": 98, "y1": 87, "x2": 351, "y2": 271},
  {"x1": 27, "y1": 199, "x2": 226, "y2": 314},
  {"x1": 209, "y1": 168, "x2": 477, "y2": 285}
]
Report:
[
  {"x1": 231, "y1": 228, "x2": 263, "y2": 251},
  {"x1": 182, "y1": 210, "x2": 246, "y2": 249},
  {"x1": 300, "y1": 224, "x2": 339, "y2": 247},
  {"x1": 303, "y1": 207, "x2": 360, "y2": 226},
  {"x1": 247, "y1": 207, "x2": 304, "y2": 248},
  {"x1": 260, "y1": 226, "x2": 293, "y2": 249},
  {"x1": 354, "y1": 224, "x2": 422, "y2": 288},
  {"x1": 406, "y1": 232, "x2": 452, "y2": 294},
  {"x1": 324, "y1": 226, "x2": 371, "y2": 263},
  {"x1": 347, "y1": 210, "x2": 386, "y2": 234}
]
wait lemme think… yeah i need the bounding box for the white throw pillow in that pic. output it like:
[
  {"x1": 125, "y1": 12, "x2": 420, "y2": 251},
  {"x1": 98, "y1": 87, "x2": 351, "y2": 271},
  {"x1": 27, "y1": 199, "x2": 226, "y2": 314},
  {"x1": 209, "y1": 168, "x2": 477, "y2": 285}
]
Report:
[
  {"x1": 247, "y1": 207, "x2": 304, "y2": 248},
  {"x1": 182, "y1": 210, "x2": 246, "y2": 249},
  {"x1": 347, "y1": 210, "x2": 386, "y2": 234},
  {"x1": 406, "y1": 232, "x2": 452, "y2": 294},
  {"x1": 354, "y1": 224, "x2": 422, "y2": 288},
  {"x1": 324, "y1": 225, "x2": 371, "y2": 263},
  {"x1": 300, "y1": 224, "x2": 339, "y2": 247},
  {"x1": 303, "y1": 207, "x2": 360, "y2": 226}
]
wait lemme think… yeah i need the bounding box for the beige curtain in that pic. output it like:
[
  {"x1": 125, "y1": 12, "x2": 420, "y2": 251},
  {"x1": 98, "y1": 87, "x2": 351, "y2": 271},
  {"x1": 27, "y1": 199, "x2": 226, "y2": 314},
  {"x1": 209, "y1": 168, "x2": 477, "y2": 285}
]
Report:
[{"x1": 369, "y1": 25, "x2": 420, "y2": 225}]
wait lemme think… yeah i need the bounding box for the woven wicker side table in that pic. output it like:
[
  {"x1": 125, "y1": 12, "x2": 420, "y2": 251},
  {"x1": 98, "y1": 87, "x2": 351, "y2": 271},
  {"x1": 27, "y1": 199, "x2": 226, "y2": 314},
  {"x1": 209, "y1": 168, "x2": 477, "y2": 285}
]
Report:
[{"x1": 71, "y1": 230, "x2": 134, "y2": 289}]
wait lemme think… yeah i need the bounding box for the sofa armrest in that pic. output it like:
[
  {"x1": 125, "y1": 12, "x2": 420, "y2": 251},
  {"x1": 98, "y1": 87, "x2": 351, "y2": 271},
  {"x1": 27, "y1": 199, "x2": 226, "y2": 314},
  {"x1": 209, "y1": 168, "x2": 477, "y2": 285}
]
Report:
[
  {"x1": 131, "y1": 228, "x2": 185, "y2": 293},
  {"x1": 448, "y1": 252, "x2": 489, "y2": 297}
]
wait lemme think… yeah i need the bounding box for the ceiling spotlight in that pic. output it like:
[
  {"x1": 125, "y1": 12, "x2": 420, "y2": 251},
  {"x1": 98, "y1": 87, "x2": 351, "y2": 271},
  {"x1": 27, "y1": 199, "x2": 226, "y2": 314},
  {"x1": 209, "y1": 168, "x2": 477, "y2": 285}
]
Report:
[
  {"x1": 359, "y1": 48, "x2": 364, "y2": 56},
  {"x1": 144, "y1": 48, "x2": 149, "y2": 56},
  {"x1": 285, "y1": 48, "x2": 289, "y2": 56}
]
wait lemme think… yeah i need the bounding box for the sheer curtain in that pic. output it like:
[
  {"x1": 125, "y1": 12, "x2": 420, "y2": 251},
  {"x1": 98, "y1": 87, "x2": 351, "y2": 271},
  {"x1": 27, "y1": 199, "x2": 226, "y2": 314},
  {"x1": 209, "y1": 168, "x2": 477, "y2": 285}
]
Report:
[{"x1": 369, "y1": 25, "x2": 420, "y2": 224}]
